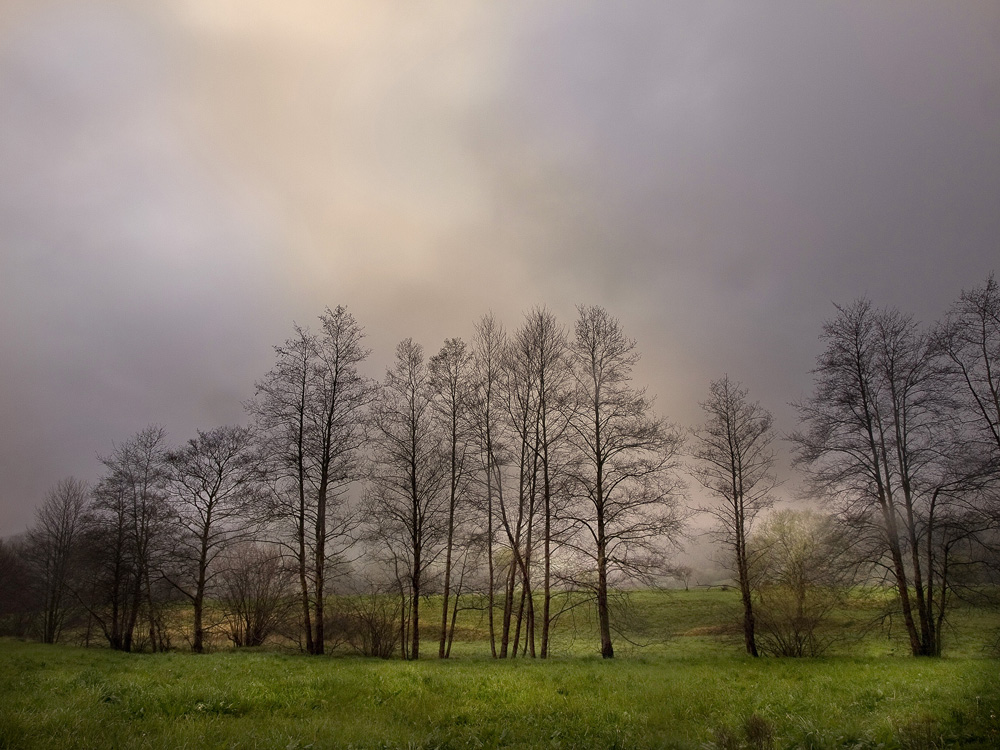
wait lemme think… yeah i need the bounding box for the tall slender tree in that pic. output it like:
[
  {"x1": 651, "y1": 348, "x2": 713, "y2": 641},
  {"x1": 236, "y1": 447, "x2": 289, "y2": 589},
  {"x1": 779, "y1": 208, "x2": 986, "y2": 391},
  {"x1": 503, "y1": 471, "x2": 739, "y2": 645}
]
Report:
[
  {"x1": 467, "y1": 313, "x2": 508, "y2": 658},
  {"x1": 429, "y1": 337, "x2": 474, "y2": 658},
  {"x1": 498, "y1": 317, "x2": 543, "y2": 657},
  {"x1": 506, "y1": 308, "x2": 571, "y2": 658},
  {"x1": 792, "y1": 300, "x2": 954, "y2": 655},
  {"x1": 250, "y1": 325, "x2": 313, "y2": 651},
  {"x1": 164, "y1": 425, "x2": 265, "y2": 653},
  {"x1": 248, "y1": 306, "x2": 372, "y2": 654},
  {"x1": 566, "y1": 305, "x2": 685, "y2": 659},
  {"x1": 690, "y1": 376, "x2": 776, "y2": 657},
  {"x1": 26, "y1": 478, "x2": 89, "y2": 643},
  {"x1": 367, "y1": 338, "x2": 449, "y2": 659}
]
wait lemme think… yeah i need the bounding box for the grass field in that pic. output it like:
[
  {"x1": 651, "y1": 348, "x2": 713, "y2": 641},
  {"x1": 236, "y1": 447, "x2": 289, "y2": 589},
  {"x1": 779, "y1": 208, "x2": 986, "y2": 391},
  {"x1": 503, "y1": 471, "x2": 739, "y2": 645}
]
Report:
[{"x1": 2, "y1": 590, "x2": 998, "y2": 749}]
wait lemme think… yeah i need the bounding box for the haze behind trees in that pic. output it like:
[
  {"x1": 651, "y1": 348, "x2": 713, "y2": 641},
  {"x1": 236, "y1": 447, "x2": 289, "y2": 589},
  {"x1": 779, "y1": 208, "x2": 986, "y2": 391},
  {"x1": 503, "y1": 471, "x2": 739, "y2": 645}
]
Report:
[{"x1": 2, "y1": 275, "x2": 999, "y2": 660}]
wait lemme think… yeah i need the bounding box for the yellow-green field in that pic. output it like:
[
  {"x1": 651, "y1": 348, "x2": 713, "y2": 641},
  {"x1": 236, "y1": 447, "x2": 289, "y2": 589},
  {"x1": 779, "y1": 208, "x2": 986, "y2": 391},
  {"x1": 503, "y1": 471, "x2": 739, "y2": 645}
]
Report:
[{"x1": 2, "y1": 589, "x2": 997, "y2": 749}]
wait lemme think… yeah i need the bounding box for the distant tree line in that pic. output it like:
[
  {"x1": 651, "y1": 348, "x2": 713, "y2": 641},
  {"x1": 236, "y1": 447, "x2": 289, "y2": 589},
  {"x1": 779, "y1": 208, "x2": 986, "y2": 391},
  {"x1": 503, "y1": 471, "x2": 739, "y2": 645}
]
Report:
[{"x1": 1, "y1": 276, "x2": 998, "y2": 659}]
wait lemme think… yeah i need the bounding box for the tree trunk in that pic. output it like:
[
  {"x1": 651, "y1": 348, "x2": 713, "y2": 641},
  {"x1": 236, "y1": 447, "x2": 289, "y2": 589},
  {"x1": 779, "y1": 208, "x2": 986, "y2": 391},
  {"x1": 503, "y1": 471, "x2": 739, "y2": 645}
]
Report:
[
  {"x1": 541, "y1": 473, "x2": 552, "y2": 659},
  {"x1": 439, "y1": 470, "x2": 457, "y2": 658},
  {"x1": 596, "y1": 528, "x2": 614, "y2": 659},
  {"x1": 738, "y1": 577, "x2": 757, "y2": 657},
  {"x1": 298, "y1": 513, "x2": 313, "y2": 654},
  {"x1": 411, "y1": 544, "x2": 421, "y2": 660},
  {"x1": 735, "y1": 529, "x2": 758, "y2": 657},
  {"x1": 500, "y1": 557, "x2": 516, "y2": 657},
  {"x1": 883, "y1": 507, "x2": 924, "y2": 655},
  {"x1": 314, "y1": 476, "x2": 327, "y2": 656},
  {"x1": 193, "y1": 532, "x2": 209, "y2": 654},
  {"x1": 487, "y1": 467, "x2": 497, "y2": 658}
]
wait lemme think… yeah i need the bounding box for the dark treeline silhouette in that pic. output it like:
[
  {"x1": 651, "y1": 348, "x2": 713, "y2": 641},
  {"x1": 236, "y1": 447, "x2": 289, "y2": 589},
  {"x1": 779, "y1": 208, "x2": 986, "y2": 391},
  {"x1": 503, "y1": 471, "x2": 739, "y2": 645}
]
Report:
[{"x1": 2, "y1": 278, "x2": 998, "y2": 659}]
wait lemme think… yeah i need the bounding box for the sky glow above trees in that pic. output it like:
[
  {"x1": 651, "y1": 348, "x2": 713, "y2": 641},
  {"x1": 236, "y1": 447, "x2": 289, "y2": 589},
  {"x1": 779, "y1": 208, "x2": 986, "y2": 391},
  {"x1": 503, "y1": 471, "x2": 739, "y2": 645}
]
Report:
[{"x1": 1, "y1": 1, "x2": 998, "y2": 536}]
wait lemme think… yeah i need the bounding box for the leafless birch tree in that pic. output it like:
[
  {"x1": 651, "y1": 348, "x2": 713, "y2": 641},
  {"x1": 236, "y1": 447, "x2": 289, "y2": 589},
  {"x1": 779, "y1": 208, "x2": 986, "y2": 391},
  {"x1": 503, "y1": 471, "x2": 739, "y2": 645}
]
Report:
[
  {"x1": 566, "y1": 305, "x2": 685, "y2": 658},
  {"x1": 164, "y1": 425, "x2": 265, "y2": 652},
  {"x1": 367, "y1": 338, "x2": 449, "y2": 659},
  {"x1": 690, "y1": 376, "x2": 776, "y2": 657},
  {"x1": 248, "y1": 306, "x2": 372, "y2": 654},
  {"x1": 792, "y1": 300, "x2": 958, "y2": 655},
  {"x1": 429, "y1": 337, "x2": 474, "y2": 658},
  {"x1": 26, "y1": 477, "x2": 89, "y2": 643}
]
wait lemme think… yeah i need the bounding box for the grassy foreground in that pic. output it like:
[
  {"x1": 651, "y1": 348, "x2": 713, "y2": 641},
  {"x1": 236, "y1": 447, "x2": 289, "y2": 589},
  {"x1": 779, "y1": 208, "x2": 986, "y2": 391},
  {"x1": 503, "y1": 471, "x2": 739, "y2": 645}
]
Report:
[{"x1": 1, "y1": 591, "x2": 998, "y2": 749}]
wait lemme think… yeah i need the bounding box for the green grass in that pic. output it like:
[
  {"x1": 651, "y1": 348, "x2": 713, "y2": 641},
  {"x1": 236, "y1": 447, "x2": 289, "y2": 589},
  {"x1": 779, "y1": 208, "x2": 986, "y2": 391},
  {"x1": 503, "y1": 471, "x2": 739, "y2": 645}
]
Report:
[{"x1": 2, "y1": 589, "x2": 997, "y2": 749}]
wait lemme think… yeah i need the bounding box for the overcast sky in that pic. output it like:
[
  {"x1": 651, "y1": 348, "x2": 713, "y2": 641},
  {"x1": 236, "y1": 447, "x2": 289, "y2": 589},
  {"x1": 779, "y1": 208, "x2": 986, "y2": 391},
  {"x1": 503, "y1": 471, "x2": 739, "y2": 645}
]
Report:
[{"x1": 2, "y1": 1, "x2": 998, "y2": 537}]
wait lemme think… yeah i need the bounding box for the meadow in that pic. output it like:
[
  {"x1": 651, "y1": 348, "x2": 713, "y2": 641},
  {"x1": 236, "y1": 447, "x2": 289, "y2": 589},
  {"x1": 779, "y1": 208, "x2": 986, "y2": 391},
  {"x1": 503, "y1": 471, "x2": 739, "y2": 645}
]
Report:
[{"x1": 1, "y1": 590, "x2": 997, "y2": 750}]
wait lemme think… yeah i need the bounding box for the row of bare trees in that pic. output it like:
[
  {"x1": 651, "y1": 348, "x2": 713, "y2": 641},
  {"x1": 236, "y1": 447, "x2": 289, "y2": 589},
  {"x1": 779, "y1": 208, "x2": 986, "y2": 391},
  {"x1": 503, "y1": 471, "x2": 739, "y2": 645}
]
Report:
[
  {"x1": 789, "y1": 277, "x2": 1000, "y2": 656},
  {"x1": 2, "y1": 275, "x2": 998, "y2": 658},
  {"x1": 0, "y1": 425, "x2": 276, "y2": 652},
  {"x1": 688, "y1": 275, "x2": 1000, "y2": 658},
  {"x1": 334, "y1": 305, "x2": 686, "y2": 660},
  {"x1": 0, "y1": 304, "x2": 686, "y2": 659}
]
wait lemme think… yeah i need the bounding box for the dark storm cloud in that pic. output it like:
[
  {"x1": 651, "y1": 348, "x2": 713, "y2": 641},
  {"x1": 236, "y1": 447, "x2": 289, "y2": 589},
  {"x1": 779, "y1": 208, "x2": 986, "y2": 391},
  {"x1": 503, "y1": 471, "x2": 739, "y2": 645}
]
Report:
[
  {"x1": 1, "y1": 1, "x2": 998, "y2": 534},
  {"x1": 0, "y1": 2, "x2": 287, "y2": 532},
  {"x1": 477, "y1": 1, "x2": 1000, "y2": 420}
]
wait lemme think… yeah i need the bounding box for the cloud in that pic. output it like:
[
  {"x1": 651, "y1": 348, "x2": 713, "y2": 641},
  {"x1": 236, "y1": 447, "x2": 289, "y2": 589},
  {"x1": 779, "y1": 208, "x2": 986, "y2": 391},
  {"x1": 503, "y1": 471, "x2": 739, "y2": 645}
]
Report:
[{"x1": 1, "y1": 1, "x2": 998, "y2": 534}]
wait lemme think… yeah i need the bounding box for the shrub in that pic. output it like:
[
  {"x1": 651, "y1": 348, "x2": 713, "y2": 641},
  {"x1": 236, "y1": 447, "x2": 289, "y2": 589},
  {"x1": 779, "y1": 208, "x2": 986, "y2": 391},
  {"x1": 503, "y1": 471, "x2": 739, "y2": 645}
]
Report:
[
  {"x1": 217, "y1": 543, "x2": 296, "y2": 648},
  {"x1": 329, "y1": 590, "x2": 399, "y2": 658},
  {"x1": 749, "y1": 510, "x2": 855, "y2": 657}
]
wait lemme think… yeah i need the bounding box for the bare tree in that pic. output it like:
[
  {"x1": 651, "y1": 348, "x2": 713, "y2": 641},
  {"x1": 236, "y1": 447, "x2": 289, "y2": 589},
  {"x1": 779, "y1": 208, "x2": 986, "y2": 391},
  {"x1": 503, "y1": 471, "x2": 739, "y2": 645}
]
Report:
[
  {"x1": 565, "y1": 305, "x2": 686, "y2": 658},
  {"x1": 0, "y1": 536, "x2": 34, "y2": 637},
  {"x1": 83, "y1": 425, "x2": 172, "y2": 652},
  {"x1": 164, "y1": 425, "x2": 265, "y2": 652},
  {"x1": 791, "y1": 300, "x2": 958, "y2": 656},
  {"x1": 248, "y1": 306, "x2": 373, "y2": 655},
  {"x1": 496, "y1": 316, "x2": 543, "y2": 658},
  {"x1": 518, "y1": 308, "x2": 572, "y2": 658},
  {"x1": 217, "y1": 542, "x2": 296, "y2": 647},
  {"x1": 939, "y1": 273, "x2": 1000, "y2": 458},
  {"x1": 669, "y1": 564, "x2": 694, "y2": 591},
  {"x1": 463, "y1": 309, "x2": 576, "y2": 659},
  {"x1": 367, "y1": 338, "x2": 449, "y2": 659},
  {"x1": 467, "y1": 313, "x2": 508, "y2": 657},
  {"x1": 25, "y1": 478, "x2": 89, "y2": 643},
  {"x1": 249, "y1": 324, "x2": 315, "y2": 651},
  {"x1": 935, "y1": 273, "x2": 1000, "y2": 605},
  {"x1": 690, "y1": 376, "x2": 776, "y2": 657},
  {"x1": 429, "y1": 337, "x2": 474, "y2": 658},
  {"x1": 332, "y1": 579, "x2": 401, "y2": 659}
]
